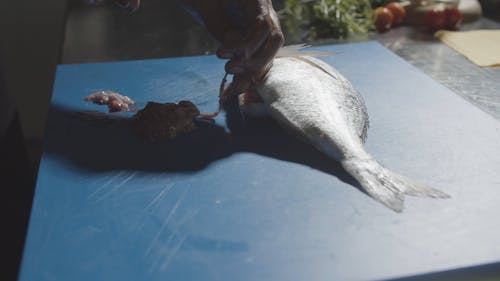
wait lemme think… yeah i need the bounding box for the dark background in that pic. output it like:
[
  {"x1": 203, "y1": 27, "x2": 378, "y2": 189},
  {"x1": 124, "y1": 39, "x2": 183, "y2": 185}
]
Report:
[{"x1": 0, "y1": 0, "x2": 499, "y2": 280}]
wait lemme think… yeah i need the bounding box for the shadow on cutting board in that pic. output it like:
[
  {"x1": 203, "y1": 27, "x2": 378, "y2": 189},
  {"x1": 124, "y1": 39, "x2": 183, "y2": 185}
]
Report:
[
  {"x1": 43, "y1": 102, "x2": 359, "y2": 187},
  {"x1": 385, "y1": 260, "x2": 500, "y2": 281}
]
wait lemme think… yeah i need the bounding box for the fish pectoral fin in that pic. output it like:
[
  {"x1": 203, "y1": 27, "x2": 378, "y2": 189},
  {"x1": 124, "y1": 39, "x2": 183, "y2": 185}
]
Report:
[{"x1": 341, "y1": 158, "x2": 450, "y2": 213}]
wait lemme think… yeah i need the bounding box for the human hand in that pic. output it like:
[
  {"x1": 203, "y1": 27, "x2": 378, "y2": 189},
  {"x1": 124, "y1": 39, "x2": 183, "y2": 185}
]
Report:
[{"x1": 182, "y1": 0, "x2": 284, "y2": 96}]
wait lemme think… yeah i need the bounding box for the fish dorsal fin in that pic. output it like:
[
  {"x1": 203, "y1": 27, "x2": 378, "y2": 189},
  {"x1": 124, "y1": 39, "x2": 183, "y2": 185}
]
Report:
[
  {"x1": 276, "y1": 44, "x2": 339, "y2": 80},
  {"x1": 276, "y1": 44, "x2": 336, "y2": 58}
]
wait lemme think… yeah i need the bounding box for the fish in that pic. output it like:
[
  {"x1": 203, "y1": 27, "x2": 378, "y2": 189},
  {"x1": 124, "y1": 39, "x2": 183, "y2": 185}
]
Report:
[{"x1": 238, "y1": 53, "x2": 450, "y2": 212}]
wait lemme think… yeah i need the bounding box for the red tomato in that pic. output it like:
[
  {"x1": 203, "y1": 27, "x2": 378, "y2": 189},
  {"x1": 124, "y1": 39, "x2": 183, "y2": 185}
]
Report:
[
  {"x1": 385, "y1": 2, "x2": 406, "y2": 26},
  {"x1": 444, "y1": 8, "x2": 462, "y2": 30},
  {"x1": 374, "y1": 7, "x2": 394, "y2": 33},
  {"x1": 424, "y1": 9, "x2": 446, "y2": 32}
]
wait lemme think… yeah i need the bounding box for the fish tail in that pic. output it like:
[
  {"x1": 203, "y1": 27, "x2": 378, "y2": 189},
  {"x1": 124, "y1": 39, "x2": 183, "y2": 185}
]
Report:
[{"x1": 341, "y1": 157, "x2": 450, "y2": 213}]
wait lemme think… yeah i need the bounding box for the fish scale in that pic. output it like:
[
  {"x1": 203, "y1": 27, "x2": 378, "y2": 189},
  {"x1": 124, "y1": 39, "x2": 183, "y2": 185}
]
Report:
[{"x1": 240, "y1": 55, "x2": 450, "y2": 212}]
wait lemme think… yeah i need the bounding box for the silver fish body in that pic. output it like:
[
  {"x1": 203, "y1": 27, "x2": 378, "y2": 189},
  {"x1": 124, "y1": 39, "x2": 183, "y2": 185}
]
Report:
[{"x1": 241, "y1": 56, "x2": 449, "y2": 212}]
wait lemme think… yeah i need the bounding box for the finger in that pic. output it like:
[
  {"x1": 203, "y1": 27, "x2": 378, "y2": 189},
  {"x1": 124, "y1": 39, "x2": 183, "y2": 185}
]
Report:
[
  {"x1": 217, "y1": 0, "x2": 280, "y2": 60},
  {"x1": 224, "y1": 59, "x2": 245, "y2": 75},
  {"x1": 232, "y1": 74, "x2": 253, "y2": 93},
  {"x1": 216, "y1": 30, "x2": 245, "y2": 59},
  {"x1": 225, "y1": 25, "x2": 284, "y2": 79},
  {"x1": 217, "y1": 18, "x2": 271, "y2": 60},
  {"x1": 221, "y1": 74, "x2": 253, "y2": 100},
  {"x1": 239, "y1": 0, "x2": 278, "y2": 60}
]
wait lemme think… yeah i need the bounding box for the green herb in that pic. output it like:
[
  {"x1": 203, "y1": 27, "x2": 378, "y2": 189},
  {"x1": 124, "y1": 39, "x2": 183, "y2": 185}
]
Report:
[{"x1": 280, "y1": 0, "x2": 376, "y2": 40}]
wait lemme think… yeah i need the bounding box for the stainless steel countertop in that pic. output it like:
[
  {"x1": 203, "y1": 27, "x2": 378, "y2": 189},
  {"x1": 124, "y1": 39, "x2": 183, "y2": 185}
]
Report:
[{"x1": 377, "y1": 18, "x2": 500, "y2": 121}]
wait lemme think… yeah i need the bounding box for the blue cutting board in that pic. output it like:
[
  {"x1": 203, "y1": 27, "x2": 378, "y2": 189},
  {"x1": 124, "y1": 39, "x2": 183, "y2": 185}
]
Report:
[{"x1": 19, "y1": 42, "x2": 500, "y2": 281}]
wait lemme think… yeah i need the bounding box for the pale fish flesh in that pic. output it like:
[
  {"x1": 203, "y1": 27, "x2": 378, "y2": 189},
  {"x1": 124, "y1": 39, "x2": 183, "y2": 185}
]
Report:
[{"x1": 239, "y1": 55, "x2": 450, "y2": 212}]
